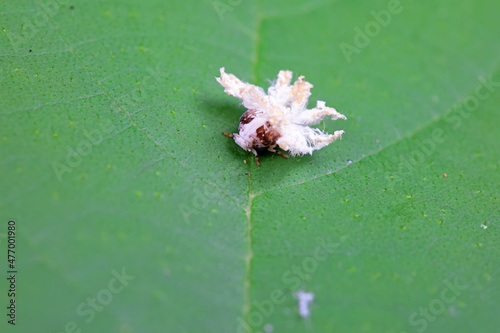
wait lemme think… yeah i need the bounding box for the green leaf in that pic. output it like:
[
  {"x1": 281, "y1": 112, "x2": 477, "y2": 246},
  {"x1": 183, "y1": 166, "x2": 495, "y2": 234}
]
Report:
[{"x1": 1, "y1": 0, "x2": 499, "y2": 332}]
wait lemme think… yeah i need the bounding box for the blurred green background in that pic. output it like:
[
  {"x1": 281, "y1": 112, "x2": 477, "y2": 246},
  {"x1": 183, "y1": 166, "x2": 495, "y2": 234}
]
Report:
[{"x1": 1, "y1": 0, "x2": 499, "y2": 332}]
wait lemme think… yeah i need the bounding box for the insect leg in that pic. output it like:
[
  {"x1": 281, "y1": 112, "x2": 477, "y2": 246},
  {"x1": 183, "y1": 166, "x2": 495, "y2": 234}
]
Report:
[
  {"x1": 276, "y1": 151, "x2": 289, "y2": 159},
  {"x1": 267, "y1": 146, "x2": 289, "y2": 159},
  {"x1": 251, "y1": 148, "x2": 261, "y2": 167}
]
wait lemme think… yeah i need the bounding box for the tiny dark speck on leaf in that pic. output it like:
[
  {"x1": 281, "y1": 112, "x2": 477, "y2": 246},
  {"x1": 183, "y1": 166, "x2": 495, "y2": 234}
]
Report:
[
  {"x1": 29, "y1": 49, "x2": 32, "y2": 52},
  {"x1": 69, "y1": 5, "x2": 74, "y2": 9}
]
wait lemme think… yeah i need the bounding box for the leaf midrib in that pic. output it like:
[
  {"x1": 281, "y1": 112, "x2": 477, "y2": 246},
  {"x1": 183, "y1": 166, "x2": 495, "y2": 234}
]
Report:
[{"x1": 242, "y1": 0, "x2": 262, "y2": 326}]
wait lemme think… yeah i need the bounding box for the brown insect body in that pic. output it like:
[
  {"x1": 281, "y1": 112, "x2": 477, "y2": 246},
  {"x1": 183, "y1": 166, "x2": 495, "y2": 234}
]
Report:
[
  {"x1": 240, "y1": 110, "x2": 280, "y2": 148},
  {"x1": 223, "y1": 109, "x2": 288, "y2": 167}
]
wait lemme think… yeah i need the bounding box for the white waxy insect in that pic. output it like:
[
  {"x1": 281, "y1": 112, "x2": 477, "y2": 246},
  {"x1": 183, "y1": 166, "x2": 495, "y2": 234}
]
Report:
[
  {"x1": 216, "y1": 67, "x2": 347, "y2": 167},
  {"x1": 295, "y1": 290, "x2": 314, "y2": 318}
]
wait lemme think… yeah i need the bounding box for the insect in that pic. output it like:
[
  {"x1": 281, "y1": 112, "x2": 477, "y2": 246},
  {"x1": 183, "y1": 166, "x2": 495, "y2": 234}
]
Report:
[{"x1": 216, "y1": 67, "x2": 346, "y2": 167}]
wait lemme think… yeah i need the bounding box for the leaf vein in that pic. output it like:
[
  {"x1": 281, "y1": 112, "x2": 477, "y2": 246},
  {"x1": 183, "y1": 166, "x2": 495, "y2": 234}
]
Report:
[{"x1": 37, "y1": 4, "x2": 243, "y2": 208}]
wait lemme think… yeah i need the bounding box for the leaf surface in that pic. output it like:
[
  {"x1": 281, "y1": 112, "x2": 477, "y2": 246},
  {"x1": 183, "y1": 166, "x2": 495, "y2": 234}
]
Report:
[{"x1": 1, "y1": 0, "x2": 499, "y2": 332}]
